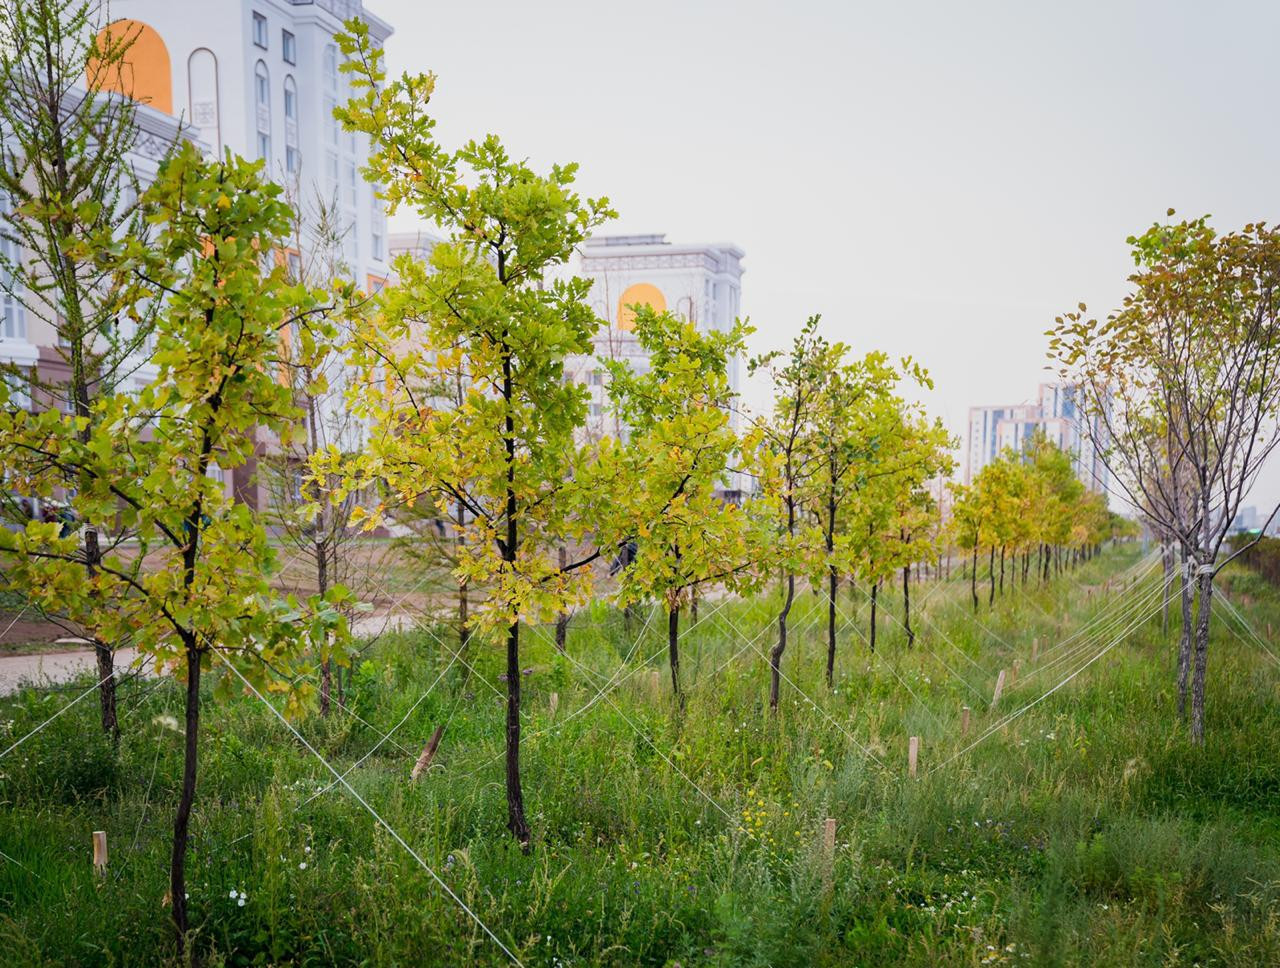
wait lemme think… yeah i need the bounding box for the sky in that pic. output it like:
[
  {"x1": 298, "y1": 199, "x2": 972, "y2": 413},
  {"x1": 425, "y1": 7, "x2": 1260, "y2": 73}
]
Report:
[{"x1": 376, "y1": 0, "x2": 1280, "y2": 512}]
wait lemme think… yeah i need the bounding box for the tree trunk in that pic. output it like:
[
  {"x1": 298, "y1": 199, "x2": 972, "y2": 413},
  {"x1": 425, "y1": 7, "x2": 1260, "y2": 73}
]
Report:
[
  {"x1": 869, "y1": 581, "x2": 878, "y2": 653},
  {"x1": 501, "y1": 349, "x2": 529, "y2": 848},
  {"x1": 988, "y1": 545, "x2": 996, "y2": 607},
  {"x1": 999, "y1": 546, "x2": 1005, "y2": 595},
  {"x1": 1176, "y1": 551, "x2": 1193, "y2": 721},
  {"x1": 667, "y1": 603, "x2": 683, "y2": 704},
  {"x1": 553, "y1": 546, "x2": 569, "y2": 652},
  {"x1": 504, "y1": 619, "x2": 530, "y2": 844},
  {"x1": 457, "y1": 497, "x2": 471, "y2": 671},
  {"x1": 903, "y1": 562, "x2": 913, "y2": 647},
  {"x1": 770, "y1": 572, "x2": 794, "y2": 711},
  {"x1": 1190, "y1": 570, "x2": 1213, "y2": 745},
  {"x1": 170, "y1": 642, "x2": 202, "y2": 953},
  {"x1": 826, "y1": 565, "x2": 838, "y2": 686},
  {"x1": 970, "y1": 544, "x2": 979, "y2": 612},
  {"x1": 316, "y1": 532, "x2": 331, "y2": 717}
]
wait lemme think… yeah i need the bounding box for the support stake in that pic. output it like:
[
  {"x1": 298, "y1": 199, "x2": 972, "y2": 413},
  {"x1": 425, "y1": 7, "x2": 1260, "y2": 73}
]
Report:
[
  {"x1": 410, "y1": 725, "x2": 445, "y2": 781},
  {"x1": 92, "y1": 830, "x2": 107, "y2": 878},
  {"x1": 822, "y1": 817, "x2": 836, "y2": 891},
  {"x1": 908, "y1": 736, "x2": 919, "y2": 778},
  {"x1": 992, "y1": 669, "x2": 1006, "y2": 708}
]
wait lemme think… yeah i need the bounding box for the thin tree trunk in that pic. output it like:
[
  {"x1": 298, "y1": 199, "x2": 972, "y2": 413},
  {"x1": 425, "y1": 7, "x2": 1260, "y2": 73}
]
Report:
[
  {"x1": 988, "y1": 545, "x2": 996, "y2": 607},
  {"x1": 457, "y1": 497, "x2": 471, "y2": 672},
  {"x1": 826, "y1": 564, "x2": 838, "y2": 686},
  {"x1": 1176, "y1": 550, "x2": 1193, "y2": 721},
  {"x1": 999, "y1": 545, "x2": 1005, "y2": 595},
  {"x1": 1190, "y1": 569, "x2": 1213, "y2": 745},
  {"x1": 501, "y1": 347, "x2": 529, "y2": 847},
  {"x1": 554, "y1": 546, "x2": 569, "y2": 653},
  {"x1": 903, "y1": 562, "x2": 913, "y2": 647},
  {"x1": 316, "y1": 534, "x2": 331, "y2": 716},
  {"x1": 770, "y1": 572, "x2": 794, "y2": 710},
  {"x1": 504, "y1": 619, "x2": 529, "y2": 844},
  {"x1": 667, "y1": 603, "x2": 683, "y2": 705},
  {"x1": 826, "y1": 479, "x2": 837, "y2": 686},
  {"x1": 770, "y1": 492, "x2": 798, "y2": 712},
  {"x1": 869, "y1": 581, "x2": 878, "y2": 652},
  {"x1": 970, "y1": 544, "x2": 979, "y2": 611},
  {"x1": 170, "y1": 641, "x2": 201, "y2": 952}
]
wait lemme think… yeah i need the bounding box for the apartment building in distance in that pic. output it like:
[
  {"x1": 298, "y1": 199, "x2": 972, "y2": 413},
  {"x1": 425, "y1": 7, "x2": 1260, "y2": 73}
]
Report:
[
  {"x1": 571, "y1": 233, "x2": 745, "y2": 421},
  {"x1": 0, "y1": 1, "x2": 396, "y2": 509},
  {"x1": 966, "y1": 382, "x2": 1108, "y2": 493},
  {"x1": 103, "y1": 0, "x2": 393, "y2": 294}
]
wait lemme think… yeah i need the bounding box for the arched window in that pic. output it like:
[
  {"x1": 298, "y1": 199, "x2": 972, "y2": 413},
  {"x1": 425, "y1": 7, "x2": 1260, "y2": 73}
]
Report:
[
  {"x1": 283, "y1": 75, "x2": 299, "y2": 174},
  {"x1": 187, "y1": 48, "x2": 220, "y2": 151},
  {"x1": 616, "y1": 282, "x2": 666, "y2": 332},
  {"x1": 254, "y1": 60, "x2": 271, "y2": 161},
  {"x1": 88, "y1": 19, "x2": 173, "y2": 114}
]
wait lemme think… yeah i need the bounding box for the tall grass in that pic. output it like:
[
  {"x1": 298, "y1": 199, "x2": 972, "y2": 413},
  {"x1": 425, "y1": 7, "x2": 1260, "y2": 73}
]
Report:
[{"x1": 1, "y1": 545, "x2": 1277, "y2": 966}]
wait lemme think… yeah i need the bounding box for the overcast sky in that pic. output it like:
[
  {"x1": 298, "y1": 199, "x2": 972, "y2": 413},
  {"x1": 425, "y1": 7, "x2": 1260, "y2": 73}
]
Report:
[{"x1": 377, "y1": 0, "x2": 1280, "y2": 513}]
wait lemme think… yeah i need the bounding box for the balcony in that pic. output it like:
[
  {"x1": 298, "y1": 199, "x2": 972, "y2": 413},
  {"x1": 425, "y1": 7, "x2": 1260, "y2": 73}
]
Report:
[{"x1": 285, "y1": 0, "x2": 362, "y2": 20}]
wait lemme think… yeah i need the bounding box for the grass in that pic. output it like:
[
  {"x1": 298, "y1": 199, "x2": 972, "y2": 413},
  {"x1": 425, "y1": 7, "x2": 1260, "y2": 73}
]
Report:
[{"x1": 0, "y1": 544, "x2": 1278, "y2": 966}]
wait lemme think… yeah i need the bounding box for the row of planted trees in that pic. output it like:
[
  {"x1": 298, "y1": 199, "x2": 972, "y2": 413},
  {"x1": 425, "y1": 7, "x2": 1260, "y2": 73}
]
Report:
[
  {"x1": 0, "y1": 7, "x2": 1114, "y2": 951},
  {"x1": 951, "y1": 434, "x2": 1126, "y2": 612}
]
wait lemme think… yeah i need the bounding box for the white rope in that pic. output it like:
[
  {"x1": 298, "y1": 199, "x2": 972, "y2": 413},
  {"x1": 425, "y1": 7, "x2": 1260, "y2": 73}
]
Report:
[
  {"x1": 838, "y1": 584, "x2": 988, "y2": 700},
  {"x1": 0, "y1": 656, "x2": 145, "y2": 761},
  {"x1": 298, "y1": 644, "x2": 463, "y2": 808},
  {"x1": 220, "y1": 657, "x2": 525, "y2": 967},
  {"x1": 1214, "y1": 591, "x2": 1280, "y2": 668},
  {"x1": 530, "y1": 625, "x2": 738, "y2": 822},
  {"x1": 927, "y1": 579, "x2": 1176, "y2": 776}
]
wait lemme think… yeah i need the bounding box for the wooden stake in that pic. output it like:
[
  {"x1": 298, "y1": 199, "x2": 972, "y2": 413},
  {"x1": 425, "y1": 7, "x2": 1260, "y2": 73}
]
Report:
[
  {"x1": 1031, "y1": 637, "x2": 1039, "y2": 662},
  {"x1": 410, "y1": 725, "x2": 445, "y2": 781},
  {"x1": 1010, "y1": 660, "x2": 1020, "y2": 685},
  {"x1": 961, "y1": 705, "x2": 971, "y2": 736},
  {"x1": 821, "y1": 817, "x2": 836, "y2": 890},
  {"x1": 649, "y1": 668, "x2": 661, "y2": 696},
  {"x1": 549, "y1": 691, "x2": 559, "y2": 719},
  {"x1": 908, "y1": 736, "x2": 919, "y2": 778},
  {"x1": 992, "y1": 669, "x2": 1006, "y2": 707},
  {"x1": 92, "y1": 830, "x2": 107, "y2": 877}
]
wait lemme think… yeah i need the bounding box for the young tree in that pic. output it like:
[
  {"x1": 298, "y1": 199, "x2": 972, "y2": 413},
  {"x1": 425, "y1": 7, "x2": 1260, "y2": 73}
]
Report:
[
  {"x1": 0, "y1": 144, "x2": 350, "y2": 951},
  {"x1": 602, "y1": 306, "x2": 759, "y2": 703},
  {"x1": 0, "y1": 0, "x2": 164, "y2": 738},
  {"x1": 328, "y1": 23, "x2": 613, "y2": 847},
  {"x1": 1052, "y1": 214, "x2": 1280, "y2": 743},
  {"x1": 808, "y1": 348, "x2": 894, "y2": 683},
  {"x1": 747, "y1": 316, "x2": 828, "y2": 711},
  {"x1": 263, "y1": 191, "x2": 379, "y2": 715}
]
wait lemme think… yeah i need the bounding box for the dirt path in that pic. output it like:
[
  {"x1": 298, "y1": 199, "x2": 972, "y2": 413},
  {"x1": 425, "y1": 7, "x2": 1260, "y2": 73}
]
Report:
[{"x1": 0, "y1": 612, "x2": 416, "y2": 696}]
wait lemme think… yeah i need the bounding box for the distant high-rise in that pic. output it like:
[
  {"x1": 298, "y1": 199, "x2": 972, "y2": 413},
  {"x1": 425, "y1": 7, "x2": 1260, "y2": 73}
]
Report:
[{"x1": 966, "y1": 383, "x2": 1109, "y2": 493}]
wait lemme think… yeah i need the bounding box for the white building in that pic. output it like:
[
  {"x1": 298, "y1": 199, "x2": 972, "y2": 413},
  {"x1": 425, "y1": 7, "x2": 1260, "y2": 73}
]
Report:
[
  {"x1": 83, "y1": 0, "x2": 395, "y2": 507},
  {"x1": 966, "y1": 383, "x2": 1109, "y2": 493},
  {"x1": 105, "y1": 0, "x2": 392, "y2": 295},
  {"x1": 570, "y1": 234, "x2": 745, "y2": 437},
  {"x1": 1, "y1": 102, "x2": 189, "y2": 404}
]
